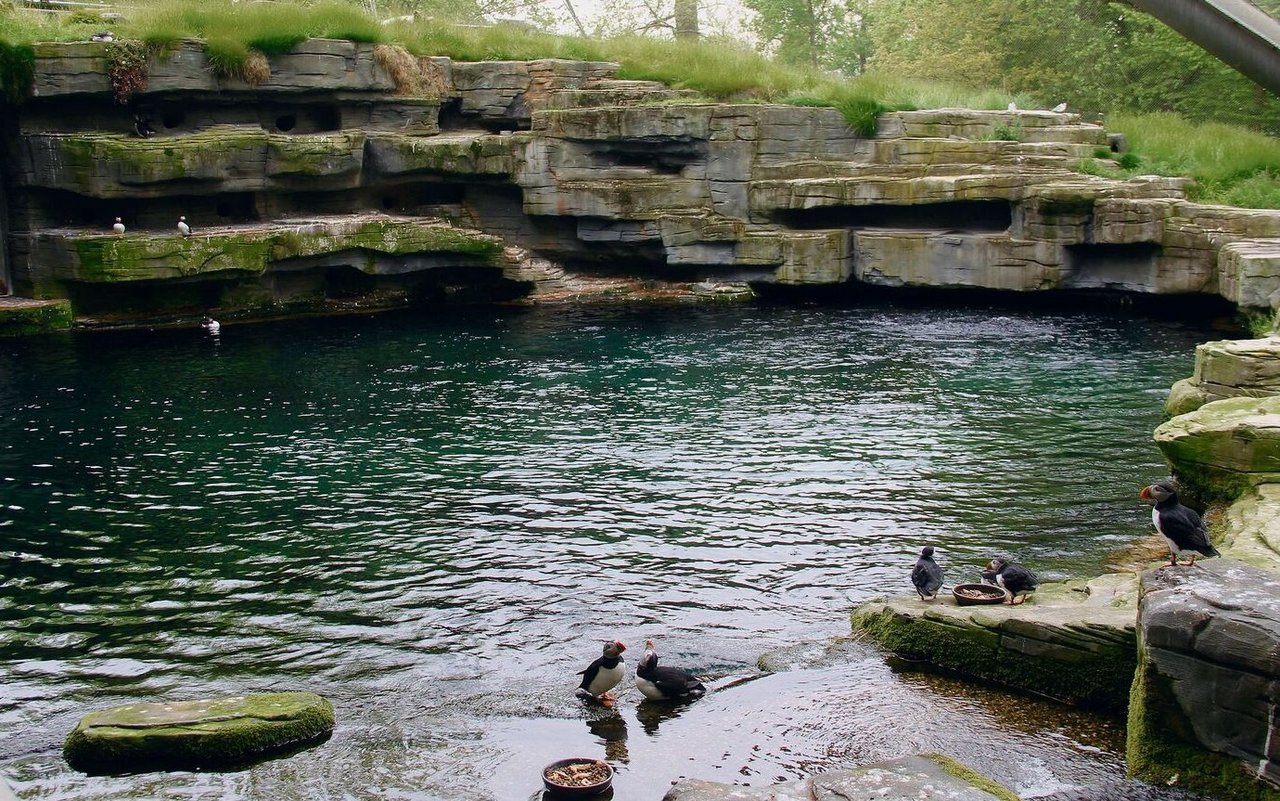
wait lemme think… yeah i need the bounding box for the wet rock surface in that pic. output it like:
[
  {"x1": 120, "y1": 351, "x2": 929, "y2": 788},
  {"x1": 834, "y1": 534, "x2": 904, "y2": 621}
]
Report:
[
  {"x1": 1130, "y1": 560, "x2": 1280, "y2": 795},
  {"x1": 662, "y1": 755, "x2": 1017, "y2": 801}
]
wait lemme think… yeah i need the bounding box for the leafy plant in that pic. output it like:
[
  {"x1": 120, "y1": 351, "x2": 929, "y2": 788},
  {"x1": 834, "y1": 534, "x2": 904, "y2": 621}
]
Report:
[
  {"x1": 1117, "y1": 152, "x2": 1141, "y2": 170},
  {"x1": 0, "y1": 38, "x2": 34, "y2": 104},
  {"x1": 105, "y1": 40, "x2": 151, "y2": 105},
  {"x1": 991, "y1": 121, "x2": 1024, "y2": 141}
]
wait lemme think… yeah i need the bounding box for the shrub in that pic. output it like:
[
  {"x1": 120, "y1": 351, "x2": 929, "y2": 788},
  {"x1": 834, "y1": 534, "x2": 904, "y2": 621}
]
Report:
[{"x1": 105, "y1": 40, "x2": 150, "y2": 105}]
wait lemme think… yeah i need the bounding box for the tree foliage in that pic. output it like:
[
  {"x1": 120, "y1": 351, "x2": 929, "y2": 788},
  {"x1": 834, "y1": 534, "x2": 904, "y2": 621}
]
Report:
[
  {"x1": 857, "y1": 0, "x2": 1280, "y2": 131},
  {"x1": 744, "y1": 0, "x2": 871, "y2": 72}
]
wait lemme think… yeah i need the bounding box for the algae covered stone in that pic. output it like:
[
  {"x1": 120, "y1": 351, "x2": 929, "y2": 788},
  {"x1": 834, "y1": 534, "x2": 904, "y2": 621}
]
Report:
[
  {"x1": 64, "y1": 691, "x2": 335, "y2": 774},
  {"x1": 1154, "y1": 395, "x2": 1280, "y2": 502}
]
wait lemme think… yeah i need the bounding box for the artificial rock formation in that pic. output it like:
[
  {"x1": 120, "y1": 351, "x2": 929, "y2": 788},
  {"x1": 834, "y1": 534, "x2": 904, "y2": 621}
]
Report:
[
  {"x1": 1129, "y1": 561, "x2": 1280, "y2": 799},
  {"x1": 6, "y1": 39, "x2": 1280, "y2": 333},
  {"x1": 663, "y1": 755, "x2": 1018, "y2": 801},
  {"x1": 1166, "y1": 336, "x2": 1280, "y2": 417},
  {"x1": 63, "y1": 691, "x2": 335, "y2": 774},
  {"x1": 850, "y1": 574, "x2": 1139, "y2": 712}
]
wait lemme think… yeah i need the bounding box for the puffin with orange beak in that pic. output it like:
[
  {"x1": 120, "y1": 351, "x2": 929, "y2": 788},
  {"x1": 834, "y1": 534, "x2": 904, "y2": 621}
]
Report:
[
  {"x1": 576, "y1": 640, "x2": 627, "y2": 706},
  {"x1": 1140, "y1": 479, "x2": 1219, "y2": 566}
]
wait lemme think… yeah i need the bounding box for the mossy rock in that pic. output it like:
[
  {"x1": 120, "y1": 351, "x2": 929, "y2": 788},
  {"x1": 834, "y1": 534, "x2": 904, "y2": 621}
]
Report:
[
  {"x1": 0, "y1": 299, "x2": 72, "y2": 337},
  {"x1": 1154, "y1": 395, "x2": 1280, "y2": 505},
  {"x1": 851, "y1": 588, "x2": 1137, "y2": 713},
  {"x1": 63, "y1": 691, "x2": 334, "y2": 775}
]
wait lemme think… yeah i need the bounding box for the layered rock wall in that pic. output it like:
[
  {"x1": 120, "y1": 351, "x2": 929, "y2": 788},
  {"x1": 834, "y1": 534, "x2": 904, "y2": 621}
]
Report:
[{"x1": 6, "y1": 39, "x2": 1280, "y2": 330}]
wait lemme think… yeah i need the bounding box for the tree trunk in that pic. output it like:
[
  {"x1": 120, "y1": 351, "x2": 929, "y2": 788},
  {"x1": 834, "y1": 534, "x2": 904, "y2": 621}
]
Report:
[{"x1": 675, "y1": 0, "x2": 699, "y2": 39}]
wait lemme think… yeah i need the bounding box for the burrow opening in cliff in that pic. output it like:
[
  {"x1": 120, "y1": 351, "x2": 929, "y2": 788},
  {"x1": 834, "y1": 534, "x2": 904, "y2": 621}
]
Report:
[
  {"x1": 65, "y1": 277, "x2": 233, "y2": 316},
  {"x1": 586, "y1": 141, "x2": 707, "y2": 175},
  {"x1": 771, "y1": 201, "x2": 1012, "y2": 232},
  {"x1": 264, "y1": 105, "x2": 341, "y2": 134},
  {"x1": 1064, "y1": 243, "x2": 1163, "y2": 289}
]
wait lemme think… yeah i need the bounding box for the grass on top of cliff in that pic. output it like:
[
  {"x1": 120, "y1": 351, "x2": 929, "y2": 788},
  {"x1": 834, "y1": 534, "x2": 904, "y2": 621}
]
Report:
[{"x1": 1080, "y1": 112, "x2": 1280, "y2": 208}]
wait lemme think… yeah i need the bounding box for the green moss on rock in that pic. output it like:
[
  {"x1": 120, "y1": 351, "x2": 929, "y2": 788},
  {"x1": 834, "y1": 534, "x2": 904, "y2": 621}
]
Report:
[
  {"x1": 925, "y1": 753, "x2": 1020, "y2": 801},
  {"x1": 63, "y1": 217, "x2": 502, "y2": 283},
  {"x1": 0, "y1": 299, "x2": 73, "y2": 336},
  {"x1": 63, "y1": 691, "x2": 335, "y2": 775},
  {"x1": 1128, "y1": 647, "x2": 1280, "y2": 800},
  {"x1": 851, "y1": 602, "x2": 1136, "y2": 712}
]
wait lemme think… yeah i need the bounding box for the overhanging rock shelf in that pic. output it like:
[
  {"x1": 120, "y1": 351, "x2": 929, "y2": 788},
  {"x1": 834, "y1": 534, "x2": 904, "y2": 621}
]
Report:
[{"x1": 4, "y1": 38, "x2": 1280, "y2": 330}]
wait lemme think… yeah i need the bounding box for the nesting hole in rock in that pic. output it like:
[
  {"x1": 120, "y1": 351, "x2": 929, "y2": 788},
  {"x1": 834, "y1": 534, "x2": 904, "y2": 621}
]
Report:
[
  {"x1": 1066, "y1": 243, "x2": 1162, "y2": 286},
  {"x1": 773, "y1": 201, "x2": 1013, "y2": 232},
  {"x1": 436, "y1": 99, "x2": 468, "y2": 131},
  {"x1": 374, "y1": 183, "x2": 466, "y2": 214},
  {"x1": 275, "y1": 114, "x2": 297, "y2": 133},
  {"x1": 161, "y1": 108, "x2": 185, "y2": 130},
  {"x1": 210, "y1": 193, "x2": 258, "y2": 222},
  {"x1": 326, "y1": 265, "x2": 377, "y2": 298},
  {"x1": 590, "y1": 142, "x2": 704, "y2": 175}
]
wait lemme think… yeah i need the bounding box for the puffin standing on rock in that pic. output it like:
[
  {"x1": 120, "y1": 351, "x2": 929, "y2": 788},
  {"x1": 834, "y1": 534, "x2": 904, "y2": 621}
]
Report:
[
  {"x1": 911, "y1": 546, "x2": 945, "y2": 601},
  {"x1": 576, "y1": 641, "x2": 626, "y2": 706},
  {"x1": 1140, "y1": 480, "x2": 1219, "y2": 566},
  {"x1": 635, "y1": 639, "x2": 705, "y2": 702},
  {"x1": 981, "y1": 557, "x2": 1039, "y2": 604}
]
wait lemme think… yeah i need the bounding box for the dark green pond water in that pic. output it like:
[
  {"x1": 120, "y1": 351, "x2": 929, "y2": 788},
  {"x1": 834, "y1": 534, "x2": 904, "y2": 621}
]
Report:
[{"x1": 0, "y1": 303, "x2": 1222, "y2": 800}]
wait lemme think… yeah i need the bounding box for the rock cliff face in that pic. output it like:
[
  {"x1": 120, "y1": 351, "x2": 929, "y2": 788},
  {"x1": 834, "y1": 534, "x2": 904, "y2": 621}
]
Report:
[{"x1": 4, "y1": 39, "x2": 1280, "y2": 329}]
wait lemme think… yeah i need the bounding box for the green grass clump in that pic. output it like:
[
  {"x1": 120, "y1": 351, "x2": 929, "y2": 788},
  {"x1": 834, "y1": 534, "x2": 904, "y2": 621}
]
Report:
[
  {"x1": 130, "y1": 0, "x2": 382, "y2": 75},
  {"x1": 0, "y1": 6, "x2": 110, "y2": 102},
  {"x1": 1103, "y1": 111, "x2": 1280, "y2": 208}
]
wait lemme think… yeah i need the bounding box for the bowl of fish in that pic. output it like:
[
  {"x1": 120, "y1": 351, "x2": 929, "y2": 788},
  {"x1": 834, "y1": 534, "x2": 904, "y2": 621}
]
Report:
[
  {"x1": 952, "y1": 583, "x2": 1007, "y2": 606},
  {"x1": 542, "y1": 757, "x2": 614, "y2": 797}
]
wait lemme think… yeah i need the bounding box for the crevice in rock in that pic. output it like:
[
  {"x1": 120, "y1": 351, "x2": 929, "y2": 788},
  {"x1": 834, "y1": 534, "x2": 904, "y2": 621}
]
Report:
[{"x1": 772, "y1": 201, "x2": 1013, "y2": 232}]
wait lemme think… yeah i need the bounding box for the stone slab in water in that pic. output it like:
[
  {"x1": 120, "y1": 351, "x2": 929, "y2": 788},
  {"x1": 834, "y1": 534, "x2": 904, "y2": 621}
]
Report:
[
  {"x1": 851, "y1": 575, "x2": 1137, "y2": 712},
  {"x1": 63, "y1": 691, "x2": 335, "y2": 774},
  {"x1": 663, "y1": 754, "x2": 1017, "y2": 801}
]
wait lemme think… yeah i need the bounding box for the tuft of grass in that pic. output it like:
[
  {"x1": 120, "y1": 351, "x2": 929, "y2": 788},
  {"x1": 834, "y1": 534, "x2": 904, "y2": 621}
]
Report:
[
  {"x1": 0, "y1": 38, "x2": 34, "y2": 104},
  {"x1": 130, "y1": 0, "x2": 382, "y2": 76},
  {"x1": 1105, "y1": 111, "x2": 1280, "y2": 208}
]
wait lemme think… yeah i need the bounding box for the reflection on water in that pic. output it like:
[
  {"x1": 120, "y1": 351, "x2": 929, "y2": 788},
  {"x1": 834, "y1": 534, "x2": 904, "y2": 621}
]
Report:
[{"x1": 0, "y1": 304, "x2": 1223, "y2": 799}]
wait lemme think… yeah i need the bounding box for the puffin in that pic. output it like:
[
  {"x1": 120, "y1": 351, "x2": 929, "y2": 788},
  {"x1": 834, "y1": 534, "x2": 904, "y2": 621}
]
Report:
[
  {"x1": 911, "y1": 546, "x2": 944, "y2": 601},
  {"x1": 133, "y1": 114, "x2": 156, "y2": 138},
  {"x1": 576, "y1": 640, "x2": 626, "y2": 706},
  {"x1": 634, "y1": 639, "x2": 705, "y2": 702},
  {"x1": 981, "y1": 557, "x2": 1038, "y2": 604},
  {"x1": 200, "y1": 315, "x2": 221, "y2": 335},
  {"x1": 111, "y1": 217, "x2": 126, "y2": 236},
  {"x1": 177, "y1": 216, "x2": 192, "y2": 237},
  {"x1": 1140, "y1": 480, "x2": 1219, "y2": 566}
]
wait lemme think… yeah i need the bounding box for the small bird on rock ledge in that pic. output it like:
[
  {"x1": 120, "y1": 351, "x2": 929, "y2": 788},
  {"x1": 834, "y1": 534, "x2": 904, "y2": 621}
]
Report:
[
  {"x1": 111, "y1": 217, "x2": 125, "y2": 236},
  {"x1": 177, "y1": 216, "x2": 192, "y2": 237}
]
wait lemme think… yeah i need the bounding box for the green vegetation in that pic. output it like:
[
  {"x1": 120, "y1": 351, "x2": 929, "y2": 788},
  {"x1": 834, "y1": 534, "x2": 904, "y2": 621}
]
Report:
[
  {"x1": 1073, "y1": 113, "x2": 1280, "y2": 208},
  {"x1": 925, "y1": 754, "x2": 1020, "y2": 801},
  {"x1": 2, "y1": 0, "x2": 1279, "y2": 205}
]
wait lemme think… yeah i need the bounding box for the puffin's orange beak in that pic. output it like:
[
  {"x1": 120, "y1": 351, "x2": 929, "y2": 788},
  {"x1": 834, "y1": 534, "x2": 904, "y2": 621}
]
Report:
[
  {"x1": 1139, "y1": 486, "x2": 1152, "y2": 500},
  {"x1": 614, "y1": 641, "x2": 626, "y2": 652}
]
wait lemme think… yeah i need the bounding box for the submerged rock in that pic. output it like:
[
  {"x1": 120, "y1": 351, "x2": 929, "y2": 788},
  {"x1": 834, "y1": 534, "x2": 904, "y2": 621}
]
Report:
[
  {"x1": 63, "y1": 691, "x2": 335, "y2": 775},
  {"x1": 663, "y1": 754, "x2": 1018, "y2": 801}
]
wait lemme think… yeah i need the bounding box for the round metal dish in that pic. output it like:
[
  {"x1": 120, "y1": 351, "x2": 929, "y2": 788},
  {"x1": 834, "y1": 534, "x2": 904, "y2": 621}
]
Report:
[
  {"x1": 542, "y1": 757, "x2": 614, "y2": 797},
  {"x1": 952, "y1": 582, "x2": 1007, "y2": 606}
]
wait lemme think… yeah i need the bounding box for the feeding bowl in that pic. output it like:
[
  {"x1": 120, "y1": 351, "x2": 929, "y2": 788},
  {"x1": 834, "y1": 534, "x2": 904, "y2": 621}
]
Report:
[
  {"x1": 952, "y1": 583, "x2": 1007, "y2": 606},
  {"x1": 542, "y1": 757, "x2": 614, "y2": 797}
]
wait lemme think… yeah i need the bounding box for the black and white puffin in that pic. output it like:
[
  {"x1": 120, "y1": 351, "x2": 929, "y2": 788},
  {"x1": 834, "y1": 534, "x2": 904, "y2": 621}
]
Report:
[
  {"x1": 635, "y1": 639, "x2": 705, "y2": 702},
  {"x1": 981, "y1": 557, "x2": 1038, "y2": 604},
  {"x1": 576, "y1": 640, "x2": 626, "y2": 706},
  {"x1": 1140, "y1": 480, "x2": 1219, "y2": 566},
  {"x1": 177, "y1": 216, "x2": 192, "y2": 237},
  {"x1": 911, "y1": 546, "x2": 944, "y2": 601}
]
